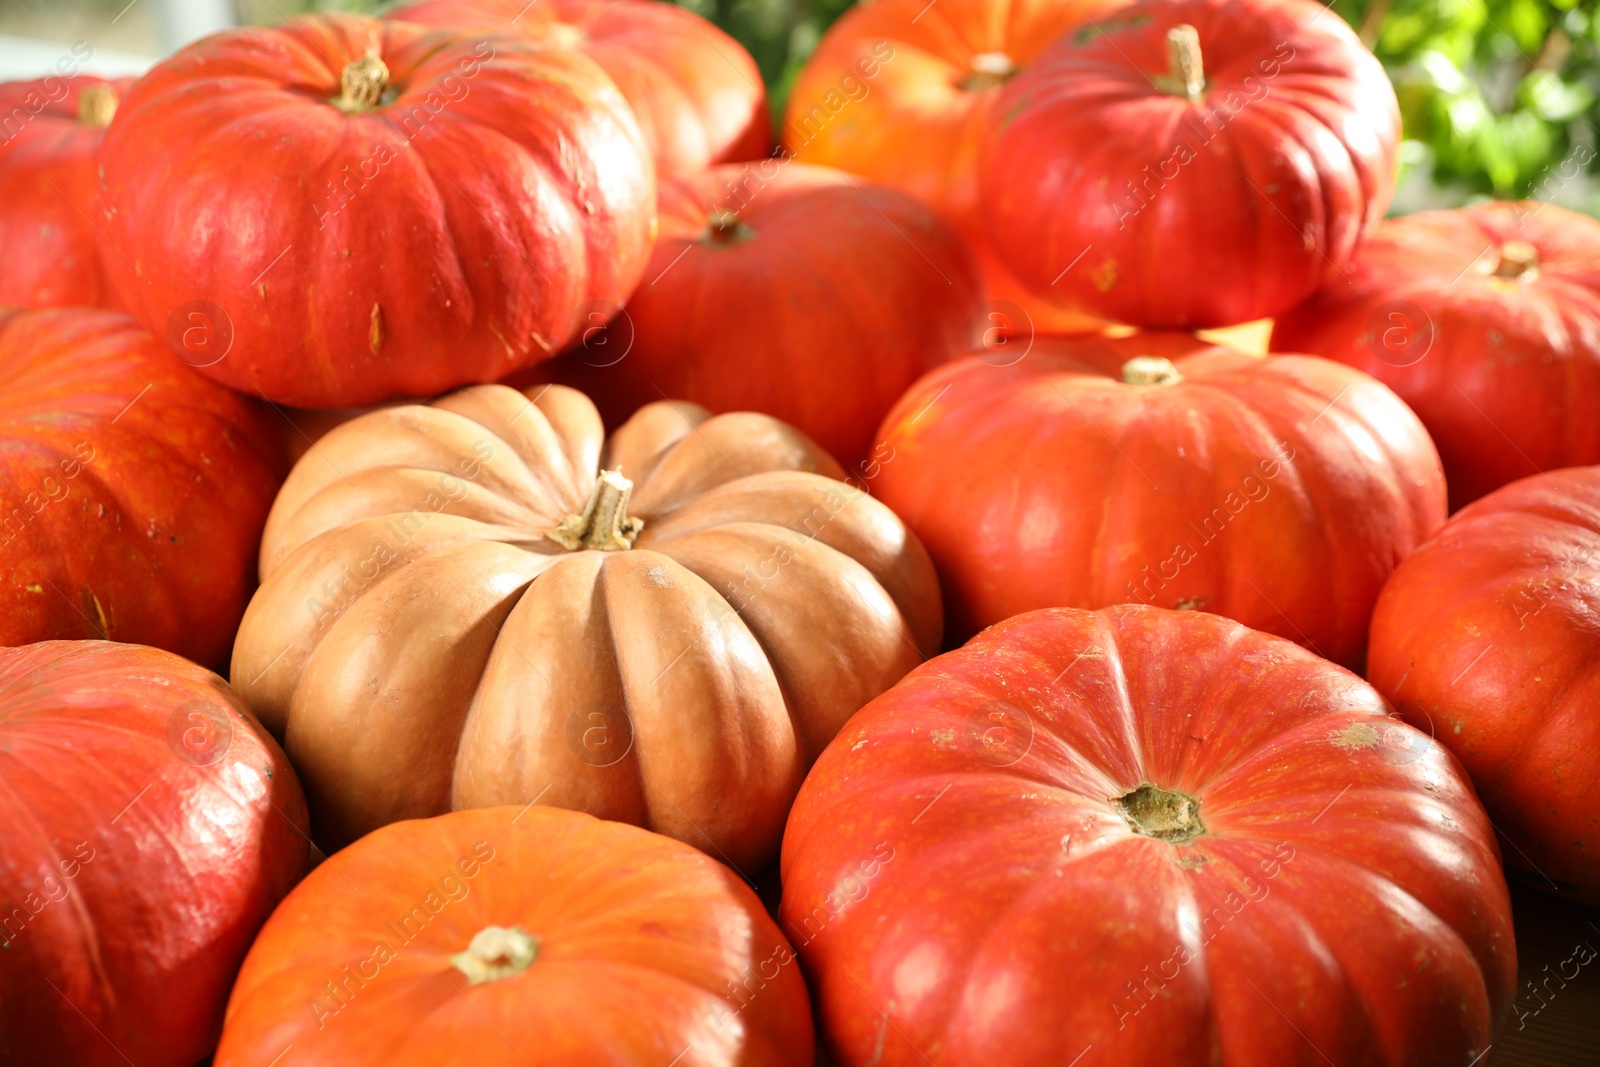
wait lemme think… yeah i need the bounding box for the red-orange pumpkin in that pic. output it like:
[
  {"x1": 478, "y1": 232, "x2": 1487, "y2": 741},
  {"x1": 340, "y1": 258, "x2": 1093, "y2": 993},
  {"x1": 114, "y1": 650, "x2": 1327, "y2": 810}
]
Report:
[
  {"x1": 1273, "y1": 201, "x2": 1600, "y2": 509},
  {"x1": 782, "y1": 606, "x2": 1515, "y2": 1066},
  {"x1": 387, "y1": 0, "x2": 769, "y2": 178},
  {"x1": 216, "y1": 805, "x2": 812, "y2": 1066},
  {"x1": 96, "y1": 14, "x2": 655, "y2": 408},
  {"x1": 980, "y1": 0, "x2": 1400, "y2": 328},
  {"x1": 0, "y1": 74, "x2": 128, "y2": 307},
  {"x1": 1368, "y1": 465, "x2": 1600, "y2": 904},
  {"x1": 871, "y1": 332, "x2": 1445, "y2": 666},
  {"x1": 0, "y1": 308, "x2": 283, "y2": 666},
  {"x1": 0, "y1": 641, "x2": 308, "y2": 1067},
  {"x1": 551, "y1": 163, "x2": 981, "y2": 469}
]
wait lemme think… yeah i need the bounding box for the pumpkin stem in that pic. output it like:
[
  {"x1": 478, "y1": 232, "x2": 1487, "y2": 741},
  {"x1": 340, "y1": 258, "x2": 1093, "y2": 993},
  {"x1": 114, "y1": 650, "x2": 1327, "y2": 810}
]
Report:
[
  {"x1": 1492, "y1": 240, "x2": 1540, "y2": 280},
  {"x1": 546, "y1": 469, "x2": 644, "y2": 551},
  {"x1": 961, "y1": 51, "x2": 1016, "y2": 91},
  {"x1": 76, "y1": 84, "x2": 119, "y2": 127},
  {"x1": 1121, "y1": 356, "x2": 1182, "y2": 386},
  {"x1": 1117, "y1": 783, "x2": 1205, "y2": 843},
  {"x1": 450, "y1": 926, "x2": 539, "y2": 985},
  {"x1": 1155, "y1": 24, "x2": 1205, "y2": 101},
  {"x1": 705, "y1": 209, "x2": 754, "y2": 246},
  {"x1": 331, "y1": 52, "x2": 390, "y2": 113}
]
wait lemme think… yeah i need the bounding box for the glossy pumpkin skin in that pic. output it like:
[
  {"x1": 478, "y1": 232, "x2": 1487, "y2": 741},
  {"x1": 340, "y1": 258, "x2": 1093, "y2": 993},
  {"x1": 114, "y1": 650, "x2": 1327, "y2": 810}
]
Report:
[
  {"x1": 387, "y1": 0, "x2": 769, "y2": 178},
  {"x1": 981, "y1": 0, "x2": 1400, "y2": 328},
  {"x1": 1273, "y1": 201, "x2": 1600, "y2": 510},
  {"x1": 552, "y1": 163, "x2": 981, "y2": 469},
  {"x1": 215, "y1": 806, "x2": 811, "y2": 1066},
  {"x1": 0, "y1": 75, "x2": 129, "y2": 308},
  {"x1": 0, "y1": 308, "x2": 284, "y2": 667},
  {"x1": 1369, "y1": 466, "x2": 1600, "y2": 904},
  {"x1": 232, "y1": 383, "x2": 942, "y2": 864},
  {"x1": 0, "y1": 641, "x2": 309, "y2": 1067},
  {"x1": 783, "y1": 0, "x2": 1121, "y2": 335},
  {"x1": 781, "y1": 606, "x2": 1515, "y2": 1067},
  {"x1": 871, "y1": 332, "x2": 1445, "y2": 666},
  {"x1": 96, "y1": 14, "x2": 655, "y2": 408}
]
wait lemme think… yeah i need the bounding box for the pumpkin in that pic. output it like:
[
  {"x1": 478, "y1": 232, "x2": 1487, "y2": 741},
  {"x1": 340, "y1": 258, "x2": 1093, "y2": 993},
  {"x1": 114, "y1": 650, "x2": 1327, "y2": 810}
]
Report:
[
  {"x1": 1272, "y1": 201, "x2": 1600, "y2": 510},
  {"x1": 979, "y1": 0, "x2": 1401, "y2": 328},
  {"x1": 95, "y1": 13, "x2": 655, "y2": 409},
  {"x1": 0, "y1": 308, "x2": 283, "y2": 666},
  {"x1": 1368, "y1": 465, "x2": 1600, "y2": 904},
  {"x1": 0, "y1": 74, "x2": 128, "y2": 308},
  {"x1": 781, "y1": 605, "x2": 1516, "y2": 1066},
  {"x1": 215, "y1": 805, "x2": 811, "y2": 1066},
  {"x1": 231, "y1": 382, "x2": 942, "y2": 864},
  {"x1": 870, "y1": 332, "x2": 1445, "y2": 667},
  {"x1": 549, "y1": 163, "x2": 981, "y2": 469},
  {"x1": 0, "y1": 641, "x2": 308, "y2": 1067},
  {"x1": 386, "y1": 0, "x2": 769, "y2": 178},
  {"x1": 782, "y1": 0, "x2": 1121, "y2": 335},
  {"x1": 780, "y1": 0, "x2": 1120, "y2": 334}
]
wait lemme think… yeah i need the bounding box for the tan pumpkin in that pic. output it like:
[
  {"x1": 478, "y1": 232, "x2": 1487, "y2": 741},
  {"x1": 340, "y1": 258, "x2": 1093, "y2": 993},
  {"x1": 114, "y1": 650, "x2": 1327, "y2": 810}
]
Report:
[{"x1": 231, "y1": 383, "x2": 941, "y2": 868}]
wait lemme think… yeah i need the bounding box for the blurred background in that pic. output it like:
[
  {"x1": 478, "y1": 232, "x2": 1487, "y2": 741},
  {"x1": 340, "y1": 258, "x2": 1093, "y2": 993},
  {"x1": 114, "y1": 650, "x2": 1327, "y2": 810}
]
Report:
[{"x1": 2, "y1": 0, "x2": 1599, "y2": 213}]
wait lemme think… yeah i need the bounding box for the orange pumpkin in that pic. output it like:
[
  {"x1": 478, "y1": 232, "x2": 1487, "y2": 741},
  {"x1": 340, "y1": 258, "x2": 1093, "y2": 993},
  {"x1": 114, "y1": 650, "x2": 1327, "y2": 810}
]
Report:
[
  {"x1": 215, "y1": 806, "x2": 813, "y2": 1066},
  {"x1": 231, "y1": 383, "x2": 941, "y2": 866}
]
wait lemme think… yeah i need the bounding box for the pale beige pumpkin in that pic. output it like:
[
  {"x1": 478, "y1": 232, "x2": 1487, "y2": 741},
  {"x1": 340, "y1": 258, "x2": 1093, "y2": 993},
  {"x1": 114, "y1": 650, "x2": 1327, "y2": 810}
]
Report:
[{"x1": 231, "y1": 383, "x2": 941, "y2": 868}]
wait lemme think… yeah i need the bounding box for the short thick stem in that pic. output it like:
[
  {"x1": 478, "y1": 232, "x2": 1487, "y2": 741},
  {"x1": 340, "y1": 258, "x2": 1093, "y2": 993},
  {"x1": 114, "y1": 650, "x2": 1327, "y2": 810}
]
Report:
[
  {"x1": 547, "y1": 469, "x2": 644, "y2": 551},
  {"x1": 1122, "y1": 356, "x2": 1182, "y2": 386},
  {"x1": 1155, "y1": 24, "x2": 1205, "y2": 101},
  {"x1": 961, "y1": 51, "x2": 1017, "y2": 91},
  {"x1": 332, "y1": 53, "x2": 390, "y2": 113},
  {"x1": 450, "y1": 926, "x2": 539, "y2": 985},
  {"x1": 705, "y1": 209, "x2": 754, "y2": 246},
  {"x1": 76, "y1": 84, "x2": 119, "y2": 127},
  {"x1": 1117, "y1": 783, "x2": 1205, "y2": 843},
  {"x1": 1492, "y1": 240, "x2": 1540, "y2": 280}
]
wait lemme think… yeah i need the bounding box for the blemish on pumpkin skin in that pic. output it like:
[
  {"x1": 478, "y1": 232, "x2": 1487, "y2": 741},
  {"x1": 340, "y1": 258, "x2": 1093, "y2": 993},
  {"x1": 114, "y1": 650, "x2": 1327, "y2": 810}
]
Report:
[
  {"x1": 369, "y1": 303, "x2": 384, "y2": 354},
  {"x1": 1329, "y1": 723, "x2": 1381, "y2": 749},
  {"x1": 1091, "y1": 258, "x2": 1118, "y2": 292}
]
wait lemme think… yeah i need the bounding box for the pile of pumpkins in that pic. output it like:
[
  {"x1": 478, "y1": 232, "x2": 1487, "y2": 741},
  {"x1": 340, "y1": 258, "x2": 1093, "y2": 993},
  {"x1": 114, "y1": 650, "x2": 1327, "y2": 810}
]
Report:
[{"x1": 0, "y1": 0, "x2": 1595, "y2": 1062}]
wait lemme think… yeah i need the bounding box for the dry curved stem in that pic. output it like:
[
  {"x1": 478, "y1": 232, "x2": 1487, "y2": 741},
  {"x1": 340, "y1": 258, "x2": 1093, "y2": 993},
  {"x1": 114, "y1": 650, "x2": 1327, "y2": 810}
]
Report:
[
  {"x1": 331, "y1": 52, "x2": 390, "y2": 114},
  {"x1": 1153, "y1": 24, "x2": 1205, "y2": 101},
  {"x1": 547, "y1": 469, "x2": 644, "y2": 551},
  {"x1": 1122, "y1": 356, "x2": 1183, "y2": 386},
  {"x1": 450, "y1": 926, "x2": 539, "y2": 985},
  {"x1": 1492, "y1": 239, "x2": 1541, "y2": 280},
  {"x1": 962, "y1": 50, "x2": 1017, "y2": 91}
]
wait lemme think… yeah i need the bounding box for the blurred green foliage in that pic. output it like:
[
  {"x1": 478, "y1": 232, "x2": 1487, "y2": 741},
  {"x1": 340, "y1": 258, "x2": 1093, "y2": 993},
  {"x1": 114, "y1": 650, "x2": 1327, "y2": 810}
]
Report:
[{"x1": 1330, "y1": 0, "x2": 1600, "y2": 203}]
